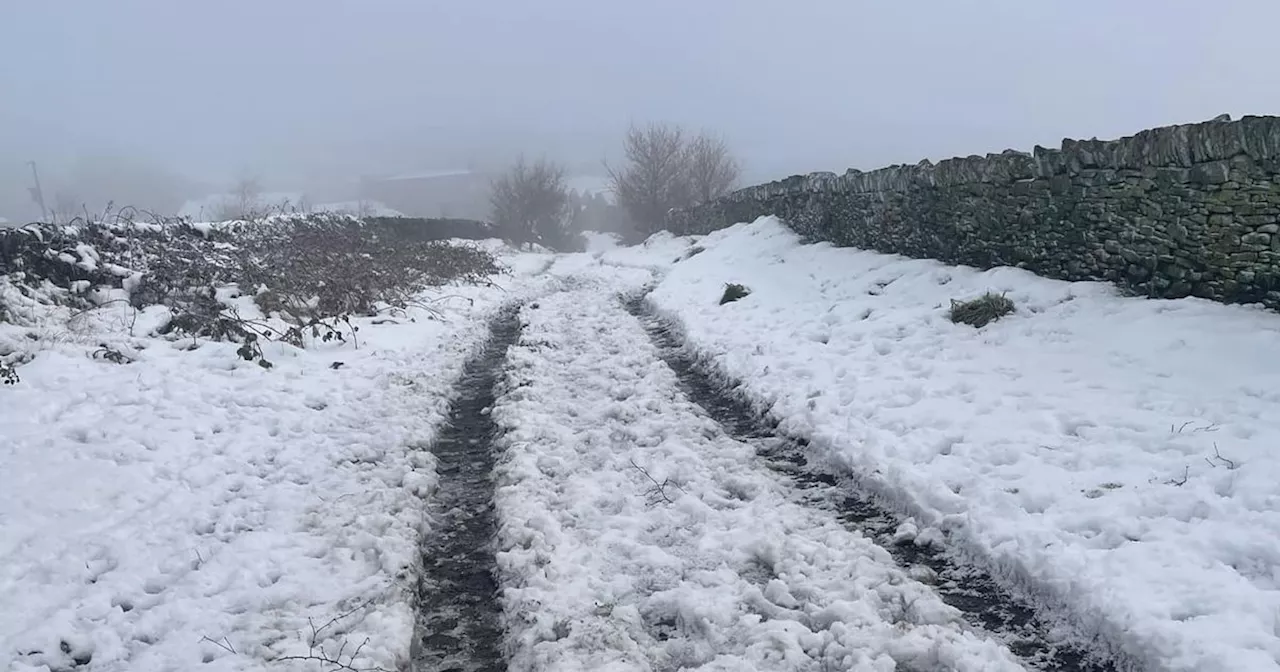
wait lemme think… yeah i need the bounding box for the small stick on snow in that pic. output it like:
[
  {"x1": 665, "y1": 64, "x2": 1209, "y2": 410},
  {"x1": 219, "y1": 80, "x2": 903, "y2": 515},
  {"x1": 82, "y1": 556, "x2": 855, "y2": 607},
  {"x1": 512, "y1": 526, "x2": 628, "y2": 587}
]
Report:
[
  {"x1": 200, "y1": 635, "x2": 236, "y2": 655},
  {"x1": 1209, "y1": 442, "x2": 1237, "y2": 470},
  {"x1": 273, "y1": 598, "x2": 388, "y2": 672},
  {"x1": 629, "y1": 458, "x2": 685, "y2": 505}
]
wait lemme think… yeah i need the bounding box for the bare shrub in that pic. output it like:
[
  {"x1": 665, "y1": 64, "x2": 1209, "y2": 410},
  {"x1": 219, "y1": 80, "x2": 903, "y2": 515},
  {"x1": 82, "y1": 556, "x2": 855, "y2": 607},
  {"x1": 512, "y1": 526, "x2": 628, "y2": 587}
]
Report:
[
  {"x1": 212, "y1": 176, "x2": 265, "y2": 222},
  {"x1": 607, "y1": 123, "x2": 740, "y2": 238},
  {"x1": 1, "y1": 211, "x2": 503, "y2": 373},
  {"x1": 490, "y1": 156, "x2": 578, "y2": 250},
  {"x1": 607, "y1": 123, "x2": 690, "y2": 237},
  {"x1": 719, "y1": 283, "x2": 750, "y2": 305}
]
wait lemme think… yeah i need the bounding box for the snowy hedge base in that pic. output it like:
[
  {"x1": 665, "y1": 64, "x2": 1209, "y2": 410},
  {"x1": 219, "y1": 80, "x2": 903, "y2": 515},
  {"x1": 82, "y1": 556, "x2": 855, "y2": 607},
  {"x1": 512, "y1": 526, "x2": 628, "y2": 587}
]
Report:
[{"x1": 0, "y1": 212, "x2": 502, "y2": 377}]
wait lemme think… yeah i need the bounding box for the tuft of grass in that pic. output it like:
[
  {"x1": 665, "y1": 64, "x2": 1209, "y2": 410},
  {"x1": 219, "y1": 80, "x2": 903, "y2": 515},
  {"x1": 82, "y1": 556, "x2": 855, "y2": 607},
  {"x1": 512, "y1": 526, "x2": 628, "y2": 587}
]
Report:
[
  {"x1": 949, "y1": 292, "x2": 1015, "y2": 327},
  {"x1": 720, "y1": 283, "x2": 751, "y2": 305}
]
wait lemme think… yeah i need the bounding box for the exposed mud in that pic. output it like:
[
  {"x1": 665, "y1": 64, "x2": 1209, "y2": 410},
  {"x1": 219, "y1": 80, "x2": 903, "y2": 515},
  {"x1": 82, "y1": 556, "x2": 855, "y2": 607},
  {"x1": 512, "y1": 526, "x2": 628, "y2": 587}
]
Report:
[{"x1": 411, "y1": 307, "x2": 522, "y2": 672}]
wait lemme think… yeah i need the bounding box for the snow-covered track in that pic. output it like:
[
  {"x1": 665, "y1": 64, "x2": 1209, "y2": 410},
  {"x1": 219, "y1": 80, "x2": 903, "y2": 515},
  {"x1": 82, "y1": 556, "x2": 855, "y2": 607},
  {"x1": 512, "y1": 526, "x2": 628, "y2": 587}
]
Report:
[
  {"x1": 624, "y1": 293, "x2": 1129, "y2": 672},
  {"x1": 489, "y1": 287, "x2": 1027, "y2": 672},
  {"x1": 411, "y1": 307, "x2": 523, "y2": 672}
]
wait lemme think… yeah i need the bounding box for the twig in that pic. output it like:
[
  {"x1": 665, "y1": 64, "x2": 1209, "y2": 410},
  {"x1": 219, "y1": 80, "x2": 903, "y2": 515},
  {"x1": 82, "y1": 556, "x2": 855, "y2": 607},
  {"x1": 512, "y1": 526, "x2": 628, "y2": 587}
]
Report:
[
  {"x1": 629, "y1": 458, "x2": 685, "y2": 505},
  {"x1": 1171, "y1": 421, "x2": 1219, "y2": 434},
  {"x1": 1165, "y1": 465, "x2": 1189, "y2": 487},
  {"x1": 1207, "y1": 442, "x2": 1237, "y2": 470},
  {"x1": 271, "y1": 598, "x2": 388, "y2": 671},
  {"x1": 201, "y1": 635, "x2": 236, "y2": 655},
  {"x1": 274, "y1": 637, "x2": 387, "y2": 672}
]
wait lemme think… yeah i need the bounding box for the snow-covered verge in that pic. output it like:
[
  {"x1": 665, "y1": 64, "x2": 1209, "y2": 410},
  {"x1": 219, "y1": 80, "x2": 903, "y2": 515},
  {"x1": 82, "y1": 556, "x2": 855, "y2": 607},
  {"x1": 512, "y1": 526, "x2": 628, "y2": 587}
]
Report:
[
  {"x1": 647, "y1": 216, "x2": 1280, "y2": 672},
  {"x1": 489, "y1": 287, "x2": 1026, "y2": 671},
  {"x1": 0, "y1": 243, "x2": 553, "y2": 671}
]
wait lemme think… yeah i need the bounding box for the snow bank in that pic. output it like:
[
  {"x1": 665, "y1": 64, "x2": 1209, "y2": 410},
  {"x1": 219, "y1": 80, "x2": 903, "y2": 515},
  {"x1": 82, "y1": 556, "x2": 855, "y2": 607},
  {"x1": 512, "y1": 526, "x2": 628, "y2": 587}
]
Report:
[
  {"x1": 593, "y1": 231, "x2": 702, "y2": 275},
  {"x1": 581, "y1": 231, "x2": 622, "y2": 253},
  {"x1": 490, "y1": 287, "x2": 1023, "y2": 671},
  {"x1": 648, "y1": 216, "x2": 1280, "y2": 672}
]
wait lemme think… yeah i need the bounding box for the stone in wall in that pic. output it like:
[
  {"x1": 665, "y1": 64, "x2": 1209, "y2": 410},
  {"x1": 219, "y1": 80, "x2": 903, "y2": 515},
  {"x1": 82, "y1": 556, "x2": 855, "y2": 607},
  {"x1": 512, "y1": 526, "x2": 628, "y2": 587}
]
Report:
[{"x1": 668, "y1": 115, "x2": 1280, "y2": 308}]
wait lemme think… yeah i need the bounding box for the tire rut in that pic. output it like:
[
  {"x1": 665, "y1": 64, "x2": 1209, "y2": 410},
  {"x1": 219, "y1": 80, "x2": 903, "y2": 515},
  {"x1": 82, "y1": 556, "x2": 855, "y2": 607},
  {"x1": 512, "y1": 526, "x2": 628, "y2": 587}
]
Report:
[
  {"x1": 411, "y1": 306, "x2": 522, "y2": 672},
  {"x1": 622, "y1": 293, "x2": 1126, "y2": 672}
]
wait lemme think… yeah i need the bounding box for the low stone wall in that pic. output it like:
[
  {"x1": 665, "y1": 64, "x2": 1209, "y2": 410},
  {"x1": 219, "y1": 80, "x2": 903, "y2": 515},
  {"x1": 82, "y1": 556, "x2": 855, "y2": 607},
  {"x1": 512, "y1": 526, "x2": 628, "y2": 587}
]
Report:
[
  {"x1": 363, "y1": 217, "x2": 495, "y2": 242},
  {"x1": 668, "y1": 116, "x2": 1280, "y2": 307}
]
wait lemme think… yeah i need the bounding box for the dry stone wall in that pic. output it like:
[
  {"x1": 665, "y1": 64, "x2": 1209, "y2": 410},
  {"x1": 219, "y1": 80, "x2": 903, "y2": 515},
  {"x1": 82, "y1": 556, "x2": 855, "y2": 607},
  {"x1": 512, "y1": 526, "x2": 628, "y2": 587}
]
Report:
[{"x1": 668, "y1": 116, "x2": 1280, "y2": 307}]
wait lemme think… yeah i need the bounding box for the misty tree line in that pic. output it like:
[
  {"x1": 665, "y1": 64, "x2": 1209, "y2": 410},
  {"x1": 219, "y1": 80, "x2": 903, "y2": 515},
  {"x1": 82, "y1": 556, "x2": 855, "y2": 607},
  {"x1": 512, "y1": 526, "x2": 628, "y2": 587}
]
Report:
[
  {"x1": 4, "y1": 122, "x2": 738, "y2": 245},
  {"x1": 490, "y1": 122, "x2": 740, "y2": 250}
]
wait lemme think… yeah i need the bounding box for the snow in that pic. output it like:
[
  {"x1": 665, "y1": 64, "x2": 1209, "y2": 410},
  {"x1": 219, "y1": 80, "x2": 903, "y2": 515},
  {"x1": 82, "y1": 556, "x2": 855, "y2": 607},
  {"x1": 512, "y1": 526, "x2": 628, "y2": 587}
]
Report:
[
  {"x1": 581, "y1": 231, "x2": 622, "y2": 253},
  {"x1": 490, "y1": 284, "x2": 1024, "y2": 671},
  {"x1": 595, "y1": 231, "x2": 702, "y2": 274},
  {"x1": 647, "y1": 216, "x2": 1280, "y2": 672},
  {"x1": 10, "y1": 207, "x2": 1280, "y2": 670},
  {"x1": 0, "y1": 246, "x2": 548, "y2": 671}
]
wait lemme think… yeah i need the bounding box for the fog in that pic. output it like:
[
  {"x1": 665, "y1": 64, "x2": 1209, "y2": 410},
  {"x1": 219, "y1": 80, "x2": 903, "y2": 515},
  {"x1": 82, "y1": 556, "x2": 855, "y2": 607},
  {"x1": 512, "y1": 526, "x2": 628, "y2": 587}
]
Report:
[{"x1": 3, "y1": 0, "x2": 1279, "y2": 221}]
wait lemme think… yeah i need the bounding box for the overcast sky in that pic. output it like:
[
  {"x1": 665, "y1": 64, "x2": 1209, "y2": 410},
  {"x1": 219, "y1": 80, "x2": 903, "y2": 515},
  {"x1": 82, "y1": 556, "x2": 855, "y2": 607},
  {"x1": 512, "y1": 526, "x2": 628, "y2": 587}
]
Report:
[{"x1": 2, "y1": 0, "x2": 1279, "y2": 214}]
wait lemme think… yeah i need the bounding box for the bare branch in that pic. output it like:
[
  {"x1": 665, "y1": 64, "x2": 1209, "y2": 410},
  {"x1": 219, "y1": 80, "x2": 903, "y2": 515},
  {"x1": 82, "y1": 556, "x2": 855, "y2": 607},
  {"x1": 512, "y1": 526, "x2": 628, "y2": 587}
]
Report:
[
  {"x1": 271, "y1": 598, "x2": 389, "y2": 672},
  {"x1": 1208, "y1": 442, "x2": 1237, "y2": 470}
]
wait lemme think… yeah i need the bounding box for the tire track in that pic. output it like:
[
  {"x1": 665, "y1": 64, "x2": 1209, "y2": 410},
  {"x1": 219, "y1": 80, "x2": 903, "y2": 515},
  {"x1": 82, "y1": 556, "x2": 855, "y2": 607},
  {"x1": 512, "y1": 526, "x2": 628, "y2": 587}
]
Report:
[
  {"x1": 411, "y1": 306, "x2": 522, "y2": 672},
  {"x1": 623, "y1": 293, "x2": 1127, "y2": 672},
  {"x1": 491, "y1": 289, "x2": 1028, "y2": 671}
]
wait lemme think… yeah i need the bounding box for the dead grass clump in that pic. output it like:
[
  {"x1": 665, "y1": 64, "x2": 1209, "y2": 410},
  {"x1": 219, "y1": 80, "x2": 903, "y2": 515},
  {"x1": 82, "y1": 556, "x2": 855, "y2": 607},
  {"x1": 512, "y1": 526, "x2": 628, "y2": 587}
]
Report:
[
  {"x1": 949, "y1": 292, "x2": 1015, "y2": 327},
  {"x1": 720, "y1": 283, "x2": 750, "y2": 305}
]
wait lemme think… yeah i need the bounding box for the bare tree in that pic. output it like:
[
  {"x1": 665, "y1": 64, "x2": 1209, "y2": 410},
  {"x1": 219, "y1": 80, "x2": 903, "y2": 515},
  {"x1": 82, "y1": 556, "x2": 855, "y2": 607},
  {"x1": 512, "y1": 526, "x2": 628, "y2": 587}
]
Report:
[
  {"x1": 490, "y1": 156, "x2": 572, "y2": 250},
  {"x1": 606, "y1": 123, "x2": 689, "y2": 237},
  {"x1": 213, "y1": 175, "x2": 263, "y2": 221},
  {"x1": 607, "y1": 123, "x2": 740, "y2": 238},
  {"x1": 685, "y1": 132, "x2": 740, "y2": 204}
]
